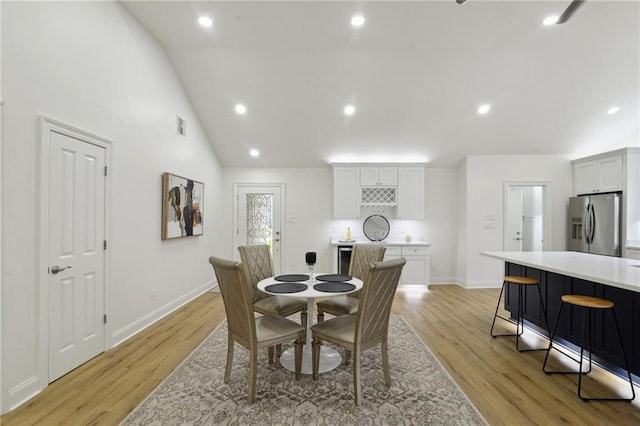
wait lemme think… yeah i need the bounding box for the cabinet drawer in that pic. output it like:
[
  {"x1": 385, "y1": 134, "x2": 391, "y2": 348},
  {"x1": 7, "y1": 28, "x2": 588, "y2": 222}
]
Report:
[{"x1": 402, "y1": 247, "x2": 428, "y2": 256}]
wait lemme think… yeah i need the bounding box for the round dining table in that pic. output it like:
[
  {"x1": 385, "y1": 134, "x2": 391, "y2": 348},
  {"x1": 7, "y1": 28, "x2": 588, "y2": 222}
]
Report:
[{"x1": 257, "y1": 273, "x2": 363, "y2": 375}]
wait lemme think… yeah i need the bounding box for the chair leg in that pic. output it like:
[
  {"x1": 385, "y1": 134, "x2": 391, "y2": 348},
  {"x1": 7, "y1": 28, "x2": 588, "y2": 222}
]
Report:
[
  {"x1": 543, "y1": 303, "x2": 585, "y2": 374},
  {"x1": 224, "y1": 335, "x2": 234, "y2": 383},
  {"x1": 294, "y1": 333, "x2": 304, "y2": 381},
  {"x1": 276, "y1": 344, "x2": 282, "y2": 358},
  {"x1": 312, "y1": 334, "x2": 321, "y2": 381},
  {"x1": 248, "y1": 348, "x2": 257, "y2": 404},
  {"x1": 268, "y1": 346, "x2": 274, "y2": 364},
  {"x1": 381, "y1": 337, "x2": 391, "y2": 386},
  {"x1": 344, "y1": 349, "x2": 352, "y2": 366},
  {"x1": 301, "y1": 308, "x2": 308, "y2": 341},
  {"x1": 578, "y1": 309, "x2": 636, "y2": 402},
  {"x1": 317, "y1": 307, "x2": 324, "y2": 323},
  {"x1": 353, "y1": 348, "x2": 362, "y2": 406},
  {"x1": 490, "y1": 282, "x2": 508, "y2": 337}
]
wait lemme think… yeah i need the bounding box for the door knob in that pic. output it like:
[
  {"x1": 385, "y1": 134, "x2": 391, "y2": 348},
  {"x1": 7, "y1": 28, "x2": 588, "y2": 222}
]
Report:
[{"x1": 50, "y1": 265, "x2": 71, "y2": 274}]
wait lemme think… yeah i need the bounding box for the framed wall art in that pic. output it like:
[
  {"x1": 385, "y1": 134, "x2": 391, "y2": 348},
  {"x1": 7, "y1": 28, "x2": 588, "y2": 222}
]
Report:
[{"x1": 162, "y1": 172, "x2": 204, "y2": 240}]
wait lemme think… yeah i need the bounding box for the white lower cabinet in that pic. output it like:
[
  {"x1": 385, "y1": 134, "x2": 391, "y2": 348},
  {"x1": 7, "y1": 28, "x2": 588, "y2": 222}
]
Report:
[
  {"x1": 401, "y1": 246, "x2": 430, "y2": 285},
  {"x1": 380, "y1": 245, "x2": 430, "y2": 286}
]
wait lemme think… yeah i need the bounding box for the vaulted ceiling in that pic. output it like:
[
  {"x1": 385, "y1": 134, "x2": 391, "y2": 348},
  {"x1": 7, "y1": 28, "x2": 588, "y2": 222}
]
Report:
[{"x1": 121, "y1": 0, "x2": 639, "y2": 168}]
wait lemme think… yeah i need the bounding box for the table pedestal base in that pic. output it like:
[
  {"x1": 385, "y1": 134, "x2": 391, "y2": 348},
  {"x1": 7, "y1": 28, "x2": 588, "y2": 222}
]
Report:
[{"x1": 279, "y1": 345, "x2": 341, "y2": 375}]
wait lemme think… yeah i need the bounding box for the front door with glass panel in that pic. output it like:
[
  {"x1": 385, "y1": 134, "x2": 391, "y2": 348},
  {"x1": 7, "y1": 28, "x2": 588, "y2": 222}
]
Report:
[{"x1": 234, "y1": 184, "x2": 283, "y2": 273}]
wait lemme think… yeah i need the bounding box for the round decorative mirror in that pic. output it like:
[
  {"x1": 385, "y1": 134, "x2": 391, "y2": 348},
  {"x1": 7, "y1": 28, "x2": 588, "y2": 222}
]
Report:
[{"x1": 363, "y1": 215, "x2": 390, "y2": 241}]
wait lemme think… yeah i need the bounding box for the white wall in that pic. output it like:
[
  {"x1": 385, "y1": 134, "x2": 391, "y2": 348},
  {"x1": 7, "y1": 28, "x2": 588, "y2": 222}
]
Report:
[
  {"x1": 459, "y1": 155, "x2": 573, "y2": 288},
  {"x1": 222, "y1": 168, "x2": 336, "y2": 273},
  {"x1": 1, "y1": 1, "x2": 224, "y2": 412},
  {"x1": 222, "y1": 167, "x2": 460, "y2": 284}
]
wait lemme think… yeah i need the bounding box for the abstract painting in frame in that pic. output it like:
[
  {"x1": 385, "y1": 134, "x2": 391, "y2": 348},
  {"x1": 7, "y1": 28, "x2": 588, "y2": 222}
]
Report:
[{"x1": 162, "y1": 172, "x2": 204, "y2": 240}]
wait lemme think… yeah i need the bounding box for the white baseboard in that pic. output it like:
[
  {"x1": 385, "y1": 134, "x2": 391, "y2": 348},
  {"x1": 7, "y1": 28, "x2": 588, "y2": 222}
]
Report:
[
  {"x1": 111, "y1": 280, "x2": 215, "y2": 348},
  {"x1": 4, "y1": 375, "x2": 40, "y2": 414},
  {"x1": 462, "y1": 280, "x2": 502, "y2": 289}
]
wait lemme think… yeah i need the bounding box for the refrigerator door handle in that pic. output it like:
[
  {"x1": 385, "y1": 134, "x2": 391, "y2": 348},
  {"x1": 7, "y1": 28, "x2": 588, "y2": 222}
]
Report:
[
  {"x1": 583, "y1": 205, "x2": 590, "y2": 244},
  {"x1": 589, "y1": 204, "x2": 596, "y2": 244}
]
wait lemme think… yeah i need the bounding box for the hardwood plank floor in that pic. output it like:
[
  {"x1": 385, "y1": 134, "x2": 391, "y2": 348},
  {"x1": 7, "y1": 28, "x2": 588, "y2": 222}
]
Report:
[{"x1": 2, "y1": 285, "x2": 639, "y2": 425}]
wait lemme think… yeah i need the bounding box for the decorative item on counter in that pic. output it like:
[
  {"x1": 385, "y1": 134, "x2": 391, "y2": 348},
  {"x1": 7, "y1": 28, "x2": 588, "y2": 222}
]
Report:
[
  {"x1": 346, "y1": 227, "x2": 352, "y2": 241},
  {"x1": 405, "y1": 234, "x2": 412, "y2": 242}
]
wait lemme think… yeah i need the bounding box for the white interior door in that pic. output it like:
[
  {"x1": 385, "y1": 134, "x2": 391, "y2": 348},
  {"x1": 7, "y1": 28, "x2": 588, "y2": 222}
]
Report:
[
  {"x1": 234, "y1": 184, "x2": 283, "y2": 273},
  {"x1": 48, "y1": 130, "x2": 106, "y2": 382},
  {"x1": 505, "y1": 187, "x2": 524, "y2": 251},
  {"x1": 504, "y1": 184, "x2": 546, "y2": 252}
]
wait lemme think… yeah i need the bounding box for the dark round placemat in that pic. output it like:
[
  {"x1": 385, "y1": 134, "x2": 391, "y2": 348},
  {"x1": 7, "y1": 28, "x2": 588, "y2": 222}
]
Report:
[
  {"x1": 315, "y1": 274, "x2": 352, "y2": 282},
  {"x1": 274, "y1": 274, "x2": 310, "y2": 282},
  {"x1": 264, "y1": 283, "x2": 307, "y2": 293},
  {"x1": 313, "y1": 282, "x2": 356, "y2": 293}
]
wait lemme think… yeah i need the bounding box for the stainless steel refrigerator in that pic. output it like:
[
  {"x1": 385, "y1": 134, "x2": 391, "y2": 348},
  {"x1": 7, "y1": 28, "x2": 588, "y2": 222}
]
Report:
[{"x1": 568, "y1": 192, "x2": 621, "y2": 257}]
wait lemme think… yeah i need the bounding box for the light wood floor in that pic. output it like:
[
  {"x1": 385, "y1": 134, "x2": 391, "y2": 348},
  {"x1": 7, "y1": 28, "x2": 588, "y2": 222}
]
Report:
[{"x1": 2, "y1": 285, "x2": 639, "y2": 425}]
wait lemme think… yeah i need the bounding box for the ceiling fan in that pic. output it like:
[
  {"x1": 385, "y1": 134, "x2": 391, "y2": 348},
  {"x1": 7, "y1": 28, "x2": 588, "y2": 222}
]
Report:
[
  {"x1": 556, "y1": 0, "x2": 586, "y2": 24},
  {"x1": 455, "y1": 0, "x2": 586, "y2": 24}
]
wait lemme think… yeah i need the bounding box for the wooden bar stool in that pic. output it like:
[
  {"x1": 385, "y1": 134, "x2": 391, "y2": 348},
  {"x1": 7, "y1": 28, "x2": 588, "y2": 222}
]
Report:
[
  {"x1": 542, "y1": 294, "x2": 635, "y2": 402},
  {"x1": 490, "y1": 275, "x2": 550, "y2": 352}
]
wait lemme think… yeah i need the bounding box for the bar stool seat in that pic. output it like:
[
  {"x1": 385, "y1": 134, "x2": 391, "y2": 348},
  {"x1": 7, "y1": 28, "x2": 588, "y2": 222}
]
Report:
[
  {"x1": 543, "y1": 294, "x2": 635, "y2": 402},
  {"x1": 490, "y1": 275, "x2": 551, "y2": 352}
]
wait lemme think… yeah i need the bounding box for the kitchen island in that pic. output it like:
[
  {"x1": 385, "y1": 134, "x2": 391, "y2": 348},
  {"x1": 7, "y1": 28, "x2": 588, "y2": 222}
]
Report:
[{"x1": 481, "y1": 251, "x2": 640, "y2": 382}]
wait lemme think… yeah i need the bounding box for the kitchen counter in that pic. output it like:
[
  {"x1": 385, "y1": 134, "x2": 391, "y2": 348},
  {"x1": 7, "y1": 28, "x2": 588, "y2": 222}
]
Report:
[{"x1": 481, "y1": 251, "x2": 640, "y2": 293}]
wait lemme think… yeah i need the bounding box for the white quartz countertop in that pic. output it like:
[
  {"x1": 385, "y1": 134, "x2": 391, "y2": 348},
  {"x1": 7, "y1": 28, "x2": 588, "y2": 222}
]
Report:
[
  {"x1": 330, "y1": 239, "x2": 431, "y2": 247},
  {"x1": 481, "y1": 251, "x2": 640, "y2": 293}
]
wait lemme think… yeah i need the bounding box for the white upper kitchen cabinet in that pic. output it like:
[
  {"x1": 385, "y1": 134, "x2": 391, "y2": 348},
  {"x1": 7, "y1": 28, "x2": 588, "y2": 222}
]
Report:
[
  {"x1": 573, "y1": 154, "x2": 623, "y2": 195},
  {"x1": 333, "y1": 167, "x2": 360, "y2": 219},
  {"x1": 360, "y1": 167, "x2": 398, "y2": 186},
  {"x1": 397, "y1": 167, "x2": 425, "y2": 220}
]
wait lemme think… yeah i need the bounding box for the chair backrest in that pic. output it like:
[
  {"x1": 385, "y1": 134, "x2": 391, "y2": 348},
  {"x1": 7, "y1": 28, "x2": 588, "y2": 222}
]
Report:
[
  {"x1": 209, "y1": 256, "x2": 256, "y2": 345},
  {"x1": 237, "y1": 245, "x2": 274, "y2": 302},
  {"x1": 355, "y1": 258, "x2": 406, "y2": 345},
  {"x1": 348, "y1": 245, "x2": 387, "y2": 298},
  {"x1": 348, "y1": 245, "x2": 387, "y2": 279}
]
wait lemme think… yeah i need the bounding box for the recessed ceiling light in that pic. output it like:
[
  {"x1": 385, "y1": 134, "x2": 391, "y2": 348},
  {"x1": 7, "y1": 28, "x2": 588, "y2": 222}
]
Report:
[
  {"x1": 249, "y1": 149, "x2": 260, "y2": 158},
  {"x1": 478, "y1": 104, "x2": 491, "y2": 115},
  {"x1": 235, "y1": 104, "x2": 247, "y2": 115},
  {"x1": 543, "y1": 15, "x2": 559, "y2": 26},
  {"x1": 607, "y1": 106, "x2": 620, "y2": 115},
  {"x1": 351, "y1": 15, "x2": 365, "y2": 27},
  {"x1": 344, "y1": 104, "x2": 356, "y2": 116},
  {"x1": 198, "y1": 16, "x2": 213, "y2": 28}
]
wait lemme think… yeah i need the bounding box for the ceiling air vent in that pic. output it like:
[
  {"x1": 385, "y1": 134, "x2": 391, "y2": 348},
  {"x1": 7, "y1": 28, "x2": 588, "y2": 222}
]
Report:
[{"x1": 176, "y1": 115, "x2": 186, "y2": 136}]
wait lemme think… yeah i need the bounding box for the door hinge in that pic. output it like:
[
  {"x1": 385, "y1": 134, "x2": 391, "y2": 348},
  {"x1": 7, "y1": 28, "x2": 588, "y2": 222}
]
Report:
[
  {"x1": 104, "y1": 314, "x2": 107, "y2": 324},
  {"x1": 104, "y1": 166, "x2": 108, "y2": 176},
  {"x1": 104, "y1": 240, "x2": 107, "y2": 250}
]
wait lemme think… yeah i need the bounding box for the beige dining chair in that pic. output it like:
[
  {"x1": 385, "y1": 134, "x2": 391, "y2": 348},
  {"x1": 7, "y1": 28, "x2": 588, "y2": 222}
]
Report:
[
  {"x1": 311, "y1": 257, "x2": 406, "y2": 406},
  {"x1": 209, "y1": 256, "x2": 304, "y2": 404},
  {"x1": 237, "y1": 244, "x2": 308, "y2": 354},
  {"x1": 316, "y1": 245, "x2": 386, "y2": 323}
]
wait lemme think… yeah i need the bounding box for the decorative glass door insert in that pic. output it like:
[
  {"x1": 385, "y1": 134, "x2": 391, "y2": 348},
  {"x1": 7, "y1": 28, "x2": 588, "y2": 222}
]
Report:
[{"x1": 246, "y1": 193, "x2": 273, "y2": 247}]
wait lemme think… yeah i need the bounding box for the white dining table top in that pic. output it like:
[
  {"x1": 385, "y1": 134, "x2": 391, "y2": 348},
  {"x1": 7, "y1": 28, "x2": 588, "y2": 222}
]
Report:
[{"x1": 257, "y1": 273, "x2": 363, "y2": 298}]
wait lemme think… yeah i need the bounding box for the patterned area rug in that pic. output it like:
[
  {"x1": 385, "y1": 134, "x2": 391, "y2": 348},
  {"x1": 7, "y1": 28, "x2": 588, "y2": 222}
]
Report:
[{"x1": 121, "y1": 316, "x2": 486, "y2": 425}]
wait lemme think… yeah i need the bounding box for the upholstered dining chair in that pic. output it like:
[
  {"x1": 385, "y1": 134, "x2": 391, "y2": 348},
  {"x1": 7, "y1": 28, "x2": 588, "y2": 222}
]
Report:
[
  {"x1": 237, "y1": 244, "x2": 308, "y2": 355},
  {"x1": 316, "y1": 245, "x2": 386, "y2": 323},
  {"x1": 209, "y1": 256, "x2": 304, "y2": 404},
  {"x1": 311, "y1": 257, "x2": 406, "y2": 406}
]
